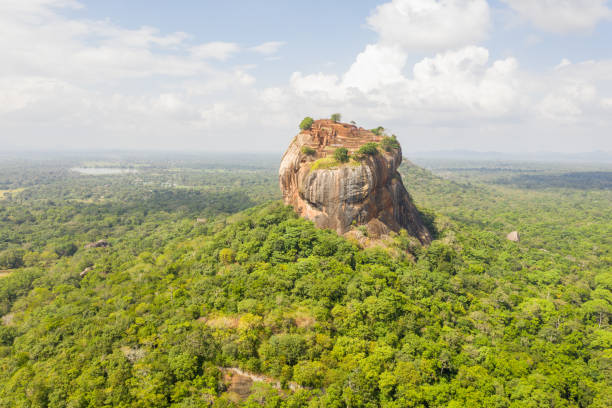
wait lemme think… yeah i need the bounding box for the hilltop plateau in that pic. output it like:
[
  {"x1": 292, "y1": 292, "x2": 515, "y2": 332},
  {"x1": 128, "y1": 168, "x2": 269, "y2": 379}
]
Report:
[{"x1": 279, "y1": 119, "x2": 431, "y2": 245}]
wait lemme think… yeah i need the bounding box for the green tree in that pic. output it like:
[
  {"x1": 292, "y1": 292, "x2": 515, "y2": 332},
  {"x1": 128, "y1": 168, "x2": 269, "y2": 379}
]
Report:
[
  {"x1": 380, "y1": 135, "x2": 400, "y2": 152},
  {"x1": 0, "y1": 248, "x2": 24, "y2": 269},
  {"x1": 334, "y1": 147, "x2": 349, "y2": 163},
  {"x1": 299, "y1": 117, "x2": 314, "y2": 130},
  {"x1": 331, "y1": 113, "x2": 342, "y2": 122},
  {"x1": 370, "y1": 126, "x2": 385, "y2": 135},
  {"x1": 219, "y1": 248, "x2": 235, "y2": 264},
  {"x1": 301, "y1": 146, "x2": 316, "y2": 156},
  {"x1": 357, "y1": 142, "x2": 379, "y2": 156},
  {"x1": 293, "y1": 361, "x2": 326, "y2": 388}
]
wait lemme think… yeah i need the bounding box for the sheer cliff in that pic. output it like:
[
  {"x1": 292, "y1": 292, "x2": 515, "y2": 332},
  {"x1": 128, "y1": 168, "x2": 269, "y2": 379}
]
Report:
[{"x1": 279, "y1": 119, "x2": 431, "y2": 245}]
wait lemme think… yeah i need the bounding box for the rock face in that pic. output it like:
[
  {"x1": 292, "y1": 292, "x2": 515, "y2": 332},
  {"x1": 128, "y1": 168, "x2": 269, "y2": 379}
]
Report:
[
  {"x1": 84, "y1": 239, "x2": 110, "y2": 249},
  {"x1": 279, "y1": 119, "x2": 431, "y2": 244},
  {"x1": 506, "y1": 231, "x2": 520, "y2": 242}
]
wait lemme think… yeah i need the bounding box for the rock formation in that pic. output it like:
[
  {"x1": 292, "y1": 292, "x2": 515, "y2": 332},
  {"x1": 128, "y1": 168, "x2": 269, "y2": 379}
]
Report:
[
  {"x1": 279, "y1": 119, "x2": 431, "y2": 245},
  {"x1": 506, "y1": 231, "x2": 520, "y2": 242},
  {"x1": 84, "y1": 239, "x2": 110, "y2": 249}
]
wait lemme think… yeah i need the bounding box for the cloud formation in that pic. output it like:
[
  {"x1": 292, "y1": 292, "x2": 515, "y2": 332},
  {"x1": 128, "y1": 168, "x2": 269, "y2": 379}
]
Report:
[
  {"x1": 250, "y1": 41, "x2": 286, "y2": 55},
  {"x1": 1, "y1": 0, "x2": 612, "y2": 152},
  {"x1": 502, "y1": 0, "x2": 612, "y2": 33},
  {"x1": 191, "y1": 42, "x2": 240, "y2": 61},
  {"x1": 367, "y1": 0, "x2": 490, "y2": 51},
  {"x1": 283, "y1": 0, "x2": 612, "y2": 152}
]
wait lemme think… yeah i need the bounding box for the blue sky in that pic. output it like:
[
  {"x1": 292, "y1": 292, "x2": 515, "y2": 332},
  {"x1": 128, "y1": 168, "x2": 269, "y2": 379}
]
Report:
[{"x1": 2, "y1": 0, "x2": 612, "y2": 153}]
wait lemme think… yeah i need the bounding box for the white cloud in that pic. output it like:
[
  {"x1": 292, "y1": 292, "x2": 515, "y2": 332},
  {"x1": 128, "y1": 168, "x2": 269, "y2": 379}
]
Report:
[
  {"x1": 367, "y1": 0, "x2": 490, "y2": 51},
  {"x1": 191, "y1": 42, "x2": 240, "y2": 61},
  {"x1": 536, "y1": 59, "x2": 610, "y2": 122},
  {"x1": 342, "y1": 44, "x2": 407, "y2": 93},
  {"x1": 0, "y1": 1, "x2": 267, "y2": 150},
  {"x1": 502, "y1": 0, "x2": 612, "y2": 33},
  {"x1": 1, "y1": 0, "x2": 612, "y2": 153},
  {"x1": 290, "y1": 72, "x2": 346, "y2": 102},
  {"x1": 289, "y1": 46, "x2": 520, "y2": 119},
  {"x1": 250, "y1": 41, "x2": 286, "y2": 55}
]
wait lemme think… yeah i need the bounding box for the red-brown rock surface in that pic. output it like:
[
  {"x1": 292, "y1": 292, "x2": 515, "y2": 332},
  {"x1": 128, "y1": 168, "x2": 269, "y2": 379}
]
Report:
[{"x1": 279, "y1": 119, "x2": 431, "y2": 244}]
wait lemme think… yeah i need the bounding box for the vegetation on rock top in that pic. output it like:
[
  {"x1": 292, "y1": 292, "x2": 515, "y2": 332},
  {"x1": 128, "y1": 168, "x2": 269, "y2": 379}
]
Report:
[{"x1": 299, "y1": 117, "x2": 314, "y2": 131}]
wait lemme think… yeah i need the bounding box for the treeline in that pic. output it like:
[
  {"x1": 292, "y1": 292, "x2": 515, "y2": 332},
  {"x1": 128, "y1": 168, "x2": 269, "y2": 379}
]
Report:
[
  {"x1": 0, "y1": 201, "x2": 610, "y2": 406},
  {"x1": 0, "y1": 156, "x2": 610, "y2": 406}
]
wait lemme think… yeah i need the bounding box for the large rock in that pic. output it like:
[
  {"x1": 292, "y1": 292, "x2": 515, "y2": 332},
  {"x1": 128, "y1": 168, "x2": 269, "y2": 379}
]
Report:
[
  {"x1": 279, "y1": 119, "x2": 431, "y2": 244},
  {"x1": 506, "y1": 231, "x2": 520, "y2": 242}
]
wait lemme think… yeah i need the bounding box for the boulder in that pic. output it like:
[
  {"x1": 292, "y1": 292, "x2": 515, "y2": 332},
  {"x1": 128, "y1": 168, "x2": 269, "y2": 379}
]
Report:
[
  {"x1": 279, "y1": 119, "x2": 431, "y2": 244},
  {"x1": 506, "y1": 231, "x2": 520, "y2": 242},
  {"x1": 79, "y1": 267, "x2": 92, "y2": 278},
  {"x1": 84, "y1": 239, "x2": 110, "y2": 249}
]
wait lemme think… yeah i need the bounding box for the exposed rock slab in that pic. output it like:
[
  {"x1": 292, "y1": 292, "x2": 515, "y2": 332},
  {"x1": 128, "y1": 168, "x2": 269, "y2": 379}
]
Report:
[
  {"x1": 279, "y1": 119, "x2": 431, "y2": 244},
  {"x1": 84, "y1": 239, "x2": 110, "y2": 249},
  {"x1": 507, "y1": 231, "x2": 520, "y2": 242}
]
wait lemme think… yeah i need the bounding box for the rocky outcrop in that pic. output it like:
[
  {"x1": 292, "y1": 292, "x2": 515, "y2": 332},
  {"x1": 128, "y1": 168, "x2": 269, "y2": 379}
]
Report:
[
  {"x1": 84, "y1": 239, "x2": 110, "y2": 249},
  {"x1": 506, "y1": 231, "x2": 520, "y2": 242},
  {"x1": 279, "y1": 119, "x2": 431, "y2": 244}
]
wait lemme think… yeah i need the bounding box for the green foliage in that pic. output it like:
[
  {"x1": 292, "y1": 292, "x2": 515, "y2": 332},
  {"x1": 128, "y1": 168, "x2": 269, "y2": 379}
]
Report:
[
  {"x1": 330, "y1": 113, "x2": 341, "y2": 122},
  {"x1": 309, "y1": 157, "x2": 339, "y2": 171},
  {"x1": 300, "y1": 146, "x2": 316, "y2": 156},
  {"x1": 299, "y1": 117, "x2": 314, "y2": 131},
  {"x1": 333, "y1": 147, "x2": 349, "y2": 163},
  {"x1": 380, "y1": 135, "x2": 400, "y2": 152},
  {"x1": 0, "y1": 248, "x2": 24, "y2": 269},
  {"x1": 219, "y1": 248, "x2": 235, "y2": 264},
  {"x1": 0, "y1": 153, "x2": 611, "y2": 406},
  {"x1": 370, "y1": 126, "x2": 385, "y2": 136},
  {"x1": 54, "y1": 242, "x2": 78, "y2": 257},
  {"x1": 261, "y1": 334, "x2": 307, "y2": 366},
  {"x1": 357, "y1": 142, "x2": 379, "y2": 156}
]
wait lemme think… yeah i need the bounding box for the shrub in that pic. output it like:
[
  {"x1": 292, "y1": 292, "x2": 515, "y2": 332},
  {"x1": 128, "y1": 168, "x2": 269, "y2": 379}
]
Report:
[
  {"x1": 310, "y1": 157, "x2": 339, "y2": 171},
  {"x1": 370, "y1": 126, "x2": 385, "y2": 136},
  {"x1": 219, "y1": 248, "x2": 235, "y2": 264},
  {"x1": 262, "y1": 334, "x2": 307, "y2": 365},
  {"x1": 380, "y1": 135, "x2": 400, "y2": 152},
  {"x1": 54, "y1": 242, "x2": 78, "y2": 257},
  {"x1": 0, "y1": 248, "x2": 25, "y2": 269},
  {"x1": 357, "y1": 142, "x2": 379, "y2": 156},
  {"x1": 334, "y1": 147, "x2": 349, "y2": 163},
  {"x1": 293, "y1": 361, "x2": 326, "y2": 388},
  {"x1": 330, "y1": 113, "x2": 341, "y2": 122},
  {"x1": 301, "y1": 146, "x2": 316, "y2": 156},
  {"x1": 299, "y1": 117, "x2": 314, "y2": 130}
]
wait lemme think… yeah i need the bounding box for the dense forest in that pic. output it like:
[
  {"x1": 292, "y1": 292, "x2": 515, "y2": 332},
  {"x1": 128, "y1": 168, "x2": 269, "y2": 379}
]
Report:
[{"x1": 0, "y1": 153, "x2": 610, "y2": 407}]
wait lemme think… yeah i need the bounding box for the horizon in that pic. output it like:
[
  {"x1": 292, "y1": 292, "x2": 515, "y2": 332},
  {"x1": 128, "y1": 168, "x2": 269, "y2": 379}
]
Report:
[{"x1": 3, "y1": 146, "x2": 612, "y2": 166}]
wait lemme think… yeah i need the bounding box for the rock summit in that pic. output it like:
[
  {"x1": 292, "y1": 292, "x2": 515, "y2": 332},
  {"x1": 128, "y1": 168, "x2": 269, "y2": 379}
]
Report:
[{"x1": 279, "y1": 119, "x2": 431, "y2": 245}]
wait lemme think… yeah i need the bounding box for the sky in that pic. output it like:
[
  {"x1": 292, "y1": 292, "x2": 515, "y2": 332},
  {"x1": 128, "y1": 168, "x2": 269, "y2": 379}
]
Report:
[{"x1": 1, "y1": 0, "x2": 612, "y2": 153}]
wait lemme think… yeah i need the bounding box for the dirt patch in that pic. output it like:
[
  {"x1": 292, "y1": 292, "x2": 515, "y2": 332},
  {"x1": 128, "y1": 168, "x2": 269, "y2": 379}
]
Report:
[
  {"x1": 220, "y1": 367, "x2": 303, "y2": 401},
  {"x1": 0, "y1": 270, "x2": 12, "y2": 278},
  {"x1": 223, "y1": 369, "x2": 255, "y2": 401},
  {"x1": 0, "y1": 188, "x2": 25, "y2": 200},
  {"x1": 120, "y1": 346, "x2": 145, "y2": 363},
  {"x1": 202, "y1": 315, "x2": 240, "y2": 329},
  {"x1": 2, "y1": 312, "x2": 15, "y2": 326},
  {"x1": 293, "y1": 313, "x2": 316, "y2": 329}
]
